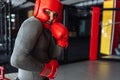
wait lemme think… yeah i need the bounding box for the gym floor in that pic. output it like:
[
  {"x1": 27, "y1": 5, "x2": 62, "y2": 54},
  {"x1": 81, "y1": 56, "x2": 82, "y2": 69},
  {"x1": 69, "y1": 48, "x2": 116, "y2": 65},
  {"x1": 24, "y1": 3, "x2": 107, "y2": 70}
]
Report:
[
  {"x1": 4, "y1": 60, "x2": 120, "y2": 80},
  {"x1": 56, "y1": 60, "x2": 120, "y2": 80}
]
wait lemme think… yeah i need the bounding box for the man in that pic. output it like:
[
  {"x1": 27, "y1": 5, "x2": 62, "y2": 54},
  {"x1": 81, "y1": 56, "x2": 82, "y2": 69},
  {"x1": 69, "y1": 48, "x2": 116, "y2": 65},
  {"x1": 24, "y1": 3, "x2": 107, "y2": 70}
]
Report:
[{"x1": 10, "y1": 0, "x2": 69, "y2": 80}]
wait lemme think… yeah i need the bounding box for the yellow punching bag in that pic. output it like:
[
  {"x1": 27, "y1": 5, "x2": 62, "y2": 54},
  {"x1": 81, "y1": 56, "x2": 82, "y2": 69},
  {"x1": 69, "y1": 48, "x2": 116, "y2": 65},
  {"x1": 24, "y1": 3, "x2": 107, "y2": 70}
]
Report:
[{"x1": 100, "y1": 0, "x2": 114, "y2": 55}]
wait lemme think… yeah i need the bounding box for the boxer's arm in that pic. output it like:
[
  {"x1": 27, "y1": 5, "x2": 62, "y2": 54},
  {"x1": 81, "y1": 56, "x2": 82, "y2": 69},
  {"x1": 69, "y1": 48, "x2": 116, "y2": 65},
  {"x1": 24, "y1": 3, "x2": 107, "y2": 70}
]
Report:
[
  {"x1": 48, "y1": 37, "x2": 64, "y2": 60},
  {"x1": 10, "y1": 18, "x2": 44, "y2": 71}
]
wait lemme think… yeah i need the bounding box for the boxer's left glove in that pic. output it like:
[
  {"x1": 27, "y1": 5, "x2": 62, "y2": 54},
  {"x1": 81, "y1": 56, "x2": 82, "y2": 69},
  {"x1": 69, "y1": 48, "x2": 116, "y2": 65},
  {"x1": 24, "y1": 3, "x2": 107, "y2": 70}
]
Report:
[
  {"x1": 40, "y1": 60, "x2": 59, "y2": 79},
  {"x1": 51, "y1": 22, "x2": 69, "y2": 48}
]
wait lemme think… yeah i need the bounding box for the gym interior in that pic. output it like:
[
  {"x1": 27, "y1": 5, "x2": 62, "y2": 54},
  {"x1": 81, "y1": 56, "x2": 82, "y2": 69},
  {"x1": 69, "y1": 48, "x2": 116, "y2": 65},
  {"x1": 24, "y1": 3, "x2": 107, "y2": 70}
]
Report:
[{"x1": 0, "y1": 0, "x2": 120, "y2": 80}]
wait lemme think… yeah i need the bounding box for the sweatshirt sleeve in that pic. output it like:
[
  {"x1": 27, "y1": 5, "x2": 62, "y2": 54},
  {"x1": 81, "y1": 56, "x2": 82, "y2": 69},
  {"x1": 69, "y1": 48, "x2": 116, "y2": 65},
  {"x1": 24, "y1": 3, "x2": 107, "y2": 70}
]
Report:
[
  {"x1": 10, "y1": 18, "x2": 44, "y2": 72},
  {"x1": 48, "y1": 35, "x2": 64, "y2": 60}
]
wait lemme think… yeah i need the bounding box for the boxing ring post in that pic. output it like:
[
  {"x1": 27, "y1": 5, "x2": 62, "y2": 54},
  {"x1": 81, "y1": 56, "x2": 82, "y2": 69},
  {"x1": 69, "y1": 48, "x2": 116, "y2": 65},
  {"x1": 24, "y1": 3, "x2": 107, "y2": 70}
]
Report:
[{"x1": 89, "y1": 7, "x2": 100, "y2": 60}]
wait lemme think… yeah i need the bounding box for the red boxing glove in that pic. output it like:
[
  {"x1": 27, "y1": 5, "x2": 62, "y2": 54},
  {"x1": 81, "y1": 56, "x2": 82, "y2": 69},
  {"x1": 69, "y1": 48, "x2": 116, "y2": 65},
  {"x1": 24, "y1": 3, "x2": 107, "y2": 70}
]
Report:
[
  {"x1": 40, "y1": 60, "x2": 59, "y2": 79},
  {"x1": 51, "y1": 23, "x2": 69, "y2": 48}
]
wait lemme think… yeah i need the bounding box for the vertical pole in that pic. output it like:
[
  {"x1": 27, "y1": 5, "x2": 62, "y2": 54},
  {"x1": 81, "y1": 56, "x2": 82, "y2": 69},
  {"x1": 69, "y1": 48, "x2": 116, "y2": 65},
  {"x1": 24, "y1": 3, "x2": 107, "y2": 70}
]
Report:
[
  {"x1": 8, "y1": 0, "x2": 12, "y2": 54},
  {"x1": 89, "y1": 7, "x2": 100, "y2": 60},
  {"x1": 4, "y1": 2, "x2": 9, "y2": 55},
  {"x1": 112, "y1": 0, "x2": 120, "y2": 55},
  {"x1": 0, "y1": 66, "x2": 4, "y2": 79},
  {"x1": 63, "y1": 7, "x2": 69, "y2": 63},
  {"x1": 0, "y1": 66, "x2": 10, "y2": 80}
]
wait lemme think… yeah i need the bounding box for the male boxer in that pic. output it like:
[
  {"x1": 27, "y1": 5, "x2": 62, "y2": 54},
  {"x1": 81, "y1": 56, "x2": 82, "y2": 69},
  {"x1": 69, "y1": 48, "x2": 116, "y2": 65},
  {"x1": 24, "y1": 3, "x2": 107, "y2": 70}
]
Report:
[{"x1": 10, "y1": 0, "x2": 69, "y2": 80}]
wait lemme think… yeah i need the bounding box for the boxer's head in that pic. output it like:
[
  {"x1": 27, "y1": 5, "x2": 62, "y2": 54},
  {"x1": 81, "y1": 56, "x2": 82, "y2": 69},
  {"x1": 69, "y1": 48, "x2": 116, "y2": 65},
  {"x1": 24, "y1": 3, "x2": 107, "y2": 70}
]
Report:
[{"x1": 34, "y1": 0, "x2": 63, "y2": 28}]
